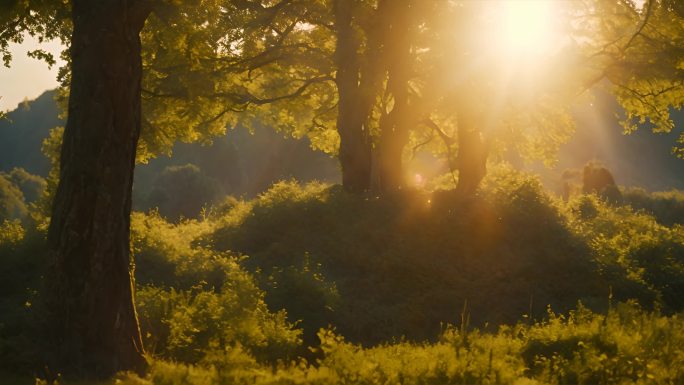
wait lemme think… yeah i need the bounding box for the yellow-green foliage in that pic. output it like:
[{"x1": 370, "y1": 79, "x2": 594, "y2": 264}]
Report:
[
  {"x1": 622, "y1": 187, "x2": 684, "y2": 226},
  {"x1": 136, "y1": 278, "x2": 301, "y2": 365},
  {"x1": 0, "y1": 173, "x2": 28, "y2": 221},
  {"x1": 131, "y1": 210, "x2": 220, "y2": 288},
  {"x1": 0, "y1": 219, "x2": 25, "y2": 245},
  {"x1": 211, "y1": 177, "x2": 608, "y2": 345},
  {"x1": 9, "y1": 170, "x2": 684, "y2": 384},
  {"x1": 521, "y1": 302, "x2": 684, "y2": 384},
  {"x1": 131, "y1": 210, "x2": 302, "y2": 365},
  {"x1": 565, "y1": 194, "x2": 684, "y2": 310},
  {"x1": 202, "y1": 171, "x2": 684, "y2": 350},
  {"x1": 70, "y1": 304, "x2": 684, "y2": 385}
]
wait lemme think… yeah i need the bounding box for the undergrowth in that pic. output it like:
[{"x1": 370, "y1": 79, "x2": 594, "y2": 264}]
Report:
[
  {"x1": 37, "y1": 303, "x2": 684, "y2": 385},
  {"x1": 2, "y1": 167, "x2": 683, "y2": 384}
]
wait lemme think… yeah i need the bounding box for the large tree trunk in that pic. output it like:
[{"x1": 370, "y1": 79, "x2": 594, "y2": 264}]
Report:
[
  {"x1": 455, "y1": 107, "x2": 488, "y2": 196},
  {"x1": 375, "y1": 80, "x2": 410, "y2": 194},
  {"x1": 334, "y1": 0, "x2": 372, "y2": 193},
  {"x1": 374, "y1": 0, "x2": 411, "y2": 195},
  {"x1": 46, "y1": 0, "x2": 150, "y2": 377}
]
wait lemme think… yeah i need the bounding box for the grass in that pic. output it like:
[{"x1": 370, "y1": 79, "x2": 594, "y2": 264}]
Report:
[{"x1": 2, "y1": 167, "x2": 683, "y2": 384}]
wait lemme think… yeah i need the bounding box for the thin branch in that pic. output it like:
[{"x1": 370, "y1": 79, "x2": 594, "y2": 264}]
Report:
[
  {"x1": 421, "y1": 118, "x2": 457, "y2": 185},
  {"x1": 622, "y1": 0, "x2": 654, "y2": 53}
]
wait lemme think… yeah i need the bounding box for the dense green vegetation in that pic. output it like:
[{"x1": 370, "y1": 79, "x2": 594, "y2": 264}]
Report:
[
  {"x1": 622, "y1": 187, "x2": 684, "y2": 227},
  {"x1": 3, "y1": 168, "x2": 684, "y2": 384},
  {"x1": 49, "y1": 303, "x2": 684, "y2": 385}
]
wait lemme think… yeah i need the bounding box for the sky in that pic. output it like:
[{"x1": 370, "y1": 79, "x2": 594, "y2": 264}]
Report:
[{"x1": 0, "y1": 35, "x2": 65, "y2": 112}]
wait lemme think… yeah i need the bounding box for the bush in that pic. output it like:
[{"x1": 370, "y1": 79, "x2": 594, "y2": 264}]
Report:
[
  {"x1": 5, "y1": 168, "x2": 46, "y2": 204},
  {"x1": 11, "y1": 168, "x2": 684, "y2": 383},
  {"x1": 204, "y1": 170, "x2": 684, "y2": 348},
  {"x1": 565, "y1": 194, "x2": 684, "y2": 311},
  {"x1": 137, "y1": 277, "x2": 301, "y2": 365},
  {"x1": 622, "y1": 187, "x2": 684, "y2": 226},
  {"x1": 144, "y1": 164, "x2": 223, "y2": 221},
  {"x1": 131, "y1": 211, "x2": 220, "y2": 288},
  {"x1": 0, "y1": 173, "x2": 28, "y2": 221},
  {"x1": 0, "y1": 219, "x2": 25, "y2": 245},
  {"x1": 209, "y1": 176, "x2": 617, "y2": 345},
  {"x1": 0, "y1": 222, "x2": 48, "y2": 373},
  {"x1": 131, "y1": 211, "x2": 302, "y2": 365},
  {"x1": 103, "y1": 304, "x2": 684, "y2": 385},
  {"x1": 521, "y1": 302, "x2": 684, "y2": 384}
]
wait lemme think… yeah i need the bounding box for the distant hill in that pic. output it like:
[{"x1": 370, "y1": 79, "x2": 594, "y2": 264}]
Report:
[{"x1": 0, "y1": 90, "x2": 63, "y2": 176}]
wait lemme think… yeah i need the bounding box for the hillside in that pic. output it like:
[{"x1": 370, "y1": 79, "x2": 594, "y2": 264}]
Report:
[{"x1": 0, "y1": 90, "x2": 63, "y2": 176}]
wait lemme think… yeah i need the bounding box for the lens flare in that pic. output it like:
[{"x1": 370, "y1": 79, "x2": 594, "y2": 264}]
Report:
[{"x1": 483, "y1": 0, "x2": 563, "y2": 61}]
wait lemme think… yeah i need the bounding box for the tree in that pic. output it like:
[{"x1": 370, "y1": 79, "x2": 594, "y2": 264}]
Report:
[
  {"x1": 373, "y1": 0, "x2": 413, "y2": 194},
  {"x1": 139, "y1": 0, "x2": 682, "y2": 199},
  {"x1": 577, "y1": 0, "x2": 684, "y2": 157},
  {"x1": 390, "y1": 0, "x2": 683, "y2": 195},
  {"x1": 44, "y1": 0, "x2": 154, "y2": 376},
  {"x1": 138, "y1": 0, "x2": 336, "y2": 161},
  {"x1": 332, "y1": 0, "x2": 373, "y2": 192},
  {"x1": 0, "y1": 173, "x2": 28, "y2": 221},
  {"x1": 140, "y1": 0, "x2": 385, "y2": 193},
  {"x1": 1, "y1": 0, "x2": 172, "y2": 377},
  {"x1": 6, "y1": 167, "x2": 46, "y2": 203},
  {"x1": 365, "y1": 0, "x2": 682, "y2": 195}
]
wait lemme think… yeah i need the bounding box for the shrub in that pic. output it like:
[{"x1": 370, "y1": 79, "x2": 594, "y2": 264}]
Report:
[
  {"x1": 622, "y1": 187, "x2": 684, "y2": 226},
  {"x1": 0, "y1": 223, "x2": 48, "y2": 373},
  {"x1": 0, "y1": 173, "x2": 28, "y2": 221},
  {"x1": 131, "y1": 210, "x2": 220, "y2": 288},
  {"x1": 131, "y1": 210, "x2": 302, "y2": 365},
  {"x1": 0, "y1": 219, "x2": 25, "y2": 245},
  {"x1": 565, "y1": 194, "x2": 684, "y2": 312},
  {"x1": 104, "y1": 304, "x2": 684, "y2": 385},
  {"x1": 5, "y1": 168, "x2": 46, "y2": 204},
  {"x1": 209, "y1": 176, "x2": 616, "y2": 345},
  {"x1": 136, "y1": 276, "x2": 301, "y2": 365},
  {"x1": 144, "y1": 164, "x2": 223, "y2": 221}
]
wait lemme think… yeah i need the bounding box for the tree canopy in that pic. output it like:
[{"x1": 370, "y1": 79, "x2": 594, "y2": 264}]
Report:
[{"x1": 137, "y1": 0, "x2": 683, "y2": 194}]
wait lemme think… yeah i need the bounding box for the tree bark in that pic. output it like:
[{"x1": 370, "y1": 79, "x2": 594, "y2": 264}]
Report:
[
  {"x1": 455, "y1": 107, "x2": 488, "y2": 196},
  {"x1": 334, "y1": 0, "x2": 373, "y2": 193},
  {"x1": 46, "y1": 0, "x2": 150, "y2": 377},
  {"x1": 374, "y1": 0, "x2": 411, "y2": 195}
]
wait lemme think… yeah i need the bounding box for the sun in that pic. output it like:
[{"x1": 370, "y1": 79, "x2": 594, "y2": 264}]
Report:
[{"x1": 487, "y1": 1, "x2": 561, "y2": 58}]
